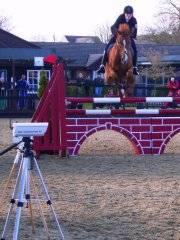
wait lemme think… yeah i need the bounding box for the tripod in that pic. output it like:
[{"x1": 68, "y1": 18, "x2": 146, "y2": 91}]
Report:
[{"x1": 0, "y1": 137, "x2": 64, "y2": 240}]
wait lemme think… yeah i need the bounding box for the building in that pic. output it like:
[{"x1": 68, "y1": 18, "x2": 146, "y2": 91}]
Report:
[{"x1": 0, "y1": 29, "x2": 180, "y2": 91}]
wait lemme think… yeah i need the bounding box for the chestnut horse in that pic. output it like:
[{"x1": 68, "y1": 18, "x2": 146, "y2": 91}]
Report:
[{"x1": 104, "y1": 23, "x2": 135, "y2": 97}]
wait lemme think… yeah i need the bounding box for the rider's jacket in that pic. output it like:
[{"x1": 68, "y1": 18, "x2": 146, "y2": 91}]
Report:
[{"x1": 111, "y1": 14, "x2": 137, "y2": 39}]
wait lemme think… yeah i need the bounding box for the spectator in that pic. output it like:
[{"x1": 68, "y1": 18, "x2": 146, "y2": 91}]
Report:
[
  {"x1": 84, "y1": 75, "x2": 91, "y2": 97},
  {"x1": 16, "y1": 74, "x2": 29, "y2": 110},
  {"x1": 104, "y1": 89, "x2": 119, "y2": 109},
  {"x1": 178, "y1": 89, "x2": 180, "y2": 97},
  {"x1": 105, "y1": 88, "x2": 115, "y2": 97},
  {"x1": 0, "y1": 77, "x2": 5, "y2": 89},
  {"x1": 164, "y1": 76, "x2": 179, "y2": 108},
  {"x1": 167, "y1": 77, "x2": 179, "y2": 96},
  {"x1": 93, "y1": 75, "x2": 104, "y2": 109},
  {"x1": 94, "y1": 75, "x2": 104, "y2": 97},
  {"x1": 0, "y1": 77, "x2": 7, "y2": 110},
  {"x1": 76, "y1": 72, "x2": 83, "y2": 97}
]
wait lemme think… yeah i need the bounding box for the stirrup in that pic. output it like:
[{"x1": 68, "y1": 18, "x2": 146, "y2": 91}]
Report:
[
  {"x1": 96, "y1": 65, "x2": 105, "y2": 74},
  {"x1": 133, "y1": 67, "x2": 139, "y2": 75}
]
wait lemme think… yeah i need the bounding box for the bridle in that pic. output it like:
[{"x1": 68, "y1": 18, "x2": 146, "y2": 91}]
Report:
[{"x1": 116, "y1": 31, "x2": 130, "y2": 64}]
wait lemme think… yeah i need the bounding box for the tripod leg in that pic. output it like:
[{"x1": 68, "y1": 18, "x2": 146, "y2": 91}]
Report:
[
  {"x1": 33, "y1": 157, "x2": 65, "y2": 240},
  {"x1": 14, "y1": 147, "x2": 23, "y2": 165},
  {"x1": 28, "y1": 202, "x2": 35, "y2": 234},
  {"x1": 1, "y1": 156, "x2": 24, "y2": 240},
  {"x1": 0, "y1": 163, "x2": 16, "y2": 205},
  {"x1": 25, "y1": 169, "x2": 35, "y2": 234},
  {"x1": 1, "y1": 204, "x2": 15, "y2": 240},
  {"x1": 13, "y1": 157, "x2": 28, "y2": 240},
  {"x1": 0, "y1": 151, "x2": 22, "y2": 209},
  {"x1": 30, "y1": 173, "x2": 51, "y2": 240}
]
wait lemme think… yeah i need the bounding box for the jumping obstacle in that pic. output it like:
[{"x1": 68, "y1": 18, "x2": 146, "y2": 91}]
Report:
[
  {"x1": 31, "y1": 64, "x2": 67, "y2": 156},
  {"x1": 67, "y1": 96, "x2": 180, "y2": 104},
  {"x1": 32, "y1": 64, "x2": 180, "y2": 156}
]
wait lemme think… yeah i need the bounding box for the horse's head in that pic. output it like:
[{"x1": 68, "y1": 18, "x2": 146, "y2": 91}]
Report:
[
  {"x1": 117, "y1": 23, "x2": 131, "y2": 36},
  {"x1": 116, "y1": 24, "x2": 131, "y2": 64}
]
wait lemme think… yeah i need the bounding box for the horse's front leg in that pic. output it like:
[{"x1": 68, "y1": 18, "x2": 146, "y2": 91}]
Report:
[
  {"x1": 120, "y1": 88, "x2": 125, "y2": 98},
  {"x1": 125, "y1": 68, "x2": 135, "y2": 97},
  {"x1": 116, "y1": 81, "x2": 126, "y2": 109},
  {"x1": 117, "y1": 81, "x2": 126, "y2": 98}
]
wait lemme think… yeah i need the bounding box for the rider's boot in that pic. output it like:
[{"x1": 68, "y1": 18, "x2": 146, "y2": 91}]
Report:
[
  {"x1": 96, "y1": 51, "x2": 108, "y2": 74},
  {"x1": 132, "y1": 56, "x2": 139, "y2": 75},
  {"x1": 131, "y1": 40, "x2": 139, "y2": 76}
]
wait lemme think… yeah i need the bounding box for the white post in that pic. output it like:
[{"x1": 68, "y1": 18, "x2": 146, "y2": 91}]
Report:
[{"x1": 13, "y1": 157, "x2": 28, "y2": 240}]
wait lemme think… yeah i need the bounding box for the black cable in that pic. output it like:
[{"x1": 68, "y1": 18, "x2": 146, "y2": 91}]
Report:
[{"x1": 0, "y1": 141, "x2": 22, "y2": 156}]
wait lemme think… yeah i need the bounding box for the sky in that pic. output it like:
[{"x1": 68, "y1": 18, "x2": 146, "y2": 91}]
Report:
[{"x1": 0, "y1": 0, "x2": 163, "y2": 42}]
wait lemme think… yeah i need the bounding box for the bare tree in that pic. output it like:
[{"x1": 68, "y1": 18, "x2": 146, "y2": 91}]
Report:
[
  {"x1": 140, "y1": 49, "x2": 174, "y2": 95},
  {"x1": 0, "y1": 15, "x2": 13, "y2": 32},
  {"x1": 139, "y1": 26, "x2": 180, "y2": 44},
  {"x1": 95, "y1": 23, "x2": 111, "y2": 43},
  {"x1": 158, "y1": 0, "x2": 180, "y2": 31},
  {"x1": 138, "y1": 0, "x2": 180, "y2": 43},
  {"x1": 145, "y1": 49, "x2": 174, "y2": 77},
  {"x1": 52, "y1": 34, "x2": 56, "y2": 42}
]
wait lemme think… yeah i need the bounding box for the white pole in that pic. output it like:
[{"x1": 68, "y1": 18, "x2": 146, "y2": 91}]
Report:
[
  {"x1": 13, "y1": 157, "x2": 28, "y2": 240},
  {"x1": 1, "y1": 157, "x2": 24, "y2": 239}
]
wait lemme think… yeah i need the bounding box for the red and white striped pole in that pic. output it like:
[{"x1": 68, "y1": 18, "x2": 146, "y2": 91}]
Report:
[
  {"x1": 66, "y1": 108, "x2": 180, "y2": 116},
  {"x1": 66, "y1": 97, "x2": 180, "y2": 104}
]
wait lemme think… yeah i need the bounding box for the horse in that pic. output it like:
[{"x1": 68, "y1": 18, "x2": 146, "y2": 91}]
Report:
[{"x1": 104, "y1": 23, "x2": 135, "y2": 97}]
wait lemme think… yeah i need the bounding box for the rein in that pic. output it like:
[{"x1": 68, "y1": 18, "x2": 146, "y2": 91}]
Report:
[
  {"x1": 117, "y1": 31, "x2": 130, "y2": 37},
  {"x1": 115, "y1": 31, "x2": 130, "y2": 45},
  {"x1": 114, "y1": 33, "x2": 130, "y2": 64}
]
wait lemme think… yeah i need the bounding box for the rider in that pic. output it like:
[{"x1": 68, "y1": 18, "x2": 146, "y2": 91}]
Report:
[{"x1": 97, "y1": 5, "x2": 139, "y2": 75}]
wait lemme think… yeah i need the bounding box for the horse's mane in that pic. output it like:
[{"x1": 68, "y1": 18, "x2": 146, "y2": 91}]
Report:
[{"x1": 118, "y1": 23, "x2": 130, "y2": 35}]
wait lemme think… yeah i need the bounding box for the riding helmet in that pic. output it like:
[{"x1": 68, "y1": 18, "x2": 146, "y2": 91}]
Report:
[{"x1": 124, "y1": 5, "x2": 133, "y2": 14}]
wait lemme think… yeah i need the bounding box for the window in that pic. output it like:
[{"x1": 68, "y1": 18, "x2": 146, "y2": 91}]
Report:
[
  {"x1": 92, "y1": 70, "x2": 103, "y2": 80},
  {"x1": 27, "y1": 70, "x2": 51, "y2": 91},
  {"x1": 137, "y1": 74, "x2": 147, "y2": 85},
  {"x1": 66, "y1": 70, "x2": 72, "y2": 80}
]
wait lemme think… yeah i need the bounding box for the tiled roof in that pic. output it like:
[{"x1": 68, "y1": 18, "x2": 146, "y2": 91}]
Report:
[
  {"x1": 137, "y1": 44, "x2": 180, "y2": 65},
  {"x1": 32, "y1": 42, "x2": 105, "y2": 67},
  {"x1": 0, "y1": 39, "x2": 179, "y2": 67},
  {"x1": 0, "y1": 48, "x2": 51, "y2": 60},
  {"x1": 137, "y1": 44, "x2": 180, "y2": 56},
  {"x1": 86, "y1": 54, "x2": 103, "y2": 67},
  {"x1": 0, "y1": 29, "x2": 40, "y2": 48}
]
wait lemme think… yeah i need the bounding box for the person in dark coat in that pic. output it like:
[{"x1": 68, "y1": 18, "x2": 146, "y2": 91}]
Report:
[
  {"x1": 0, "y1": 77, "x2": 7, "y2": 109},
  {"x1": 97, "y1": 5, "x2": 139, "y2": 75},
  {"x1": 16, "y1": 74, "x2": 29, "y2": 110}
]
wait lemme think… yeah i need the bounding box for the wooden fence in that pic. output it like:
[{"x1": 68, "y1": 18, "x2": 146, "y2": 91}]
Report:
[{"x1": 0, "y1": 84, "x2": 170, "y2": 117}]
